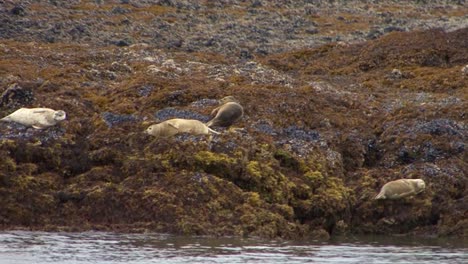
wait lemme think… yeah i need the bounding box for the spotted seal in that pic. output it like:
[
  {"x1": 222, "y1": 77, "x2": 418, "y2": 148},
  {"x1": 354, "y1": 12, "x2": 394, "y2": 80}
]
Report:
[
  {"x1": 206, "y1": 96, "x2": 243, "y2": 127},
  {"x1": 1, "y1": 107, "x2": 66, "y2": 129},
  {"x1": 374, "y1": 179, "x2": 426, "y2": 200},
  {"x1": 145, "y1": 118, "x2": 220, "y2": 138}
]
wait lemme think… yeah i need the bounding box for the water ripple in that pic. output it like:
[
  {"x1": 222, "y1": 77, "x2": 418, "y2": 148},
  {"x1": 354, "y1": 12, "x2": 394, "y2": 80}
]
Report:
[{"x1": 0, "y1": 231, "x2": 466, "y2": 264}]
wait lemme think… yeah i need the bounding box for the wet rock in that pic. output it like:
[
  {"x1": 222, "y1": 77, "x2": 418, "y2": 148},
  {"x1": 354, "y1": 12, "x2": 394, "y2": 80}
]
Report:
[
  {"x1": 252, "y1": 120, "x2": 278, "y2": 136},
  {"x1": 251, "y1": 0, "x2": 262, "y2": 8},
  {"x1": 282, "y1": 126, "x2": 320, "y2": 142},
  {"x1": 101, "y1": 112, "x2": 138, "y2": 127},
  {"x1": 190, "y1": 99, "x2": 218, "y2": 108},
  {"x1": 173, "y1": 133, "x2": 212, "y2": 143},
  {"x1": 397, "y1": 147, "x2": 415, "y2": 164},
  {"x1": 110, "y1": 62, "x2": 132, "y2": 73},
  {"x1": 383, "y1": 26, "x2": 405, "y2": 33},
  {"x1": 57, "y1": 190, "x2": 86, "y2": 203},
  {"x1": 305, "y1": 27, "x2": 319, "y2": 34},
  {"x1": 137, "y1": 85, "x2": 154, "y2": 97},
  {"x1": 111, "y1": 6, "x2": 130, "y2": 14},
  {"x1": 239, "y1": 50, "x2": 254, "y2": 60},
  {"x1": 420, "y1": 142, "x2": 443, "y2": 162},
  {"x1": 0, "y1": 83, "x2": 35, "y2": 109},
  {"x1": 367, "y1": 28, "x2": 382, "y2": 39},
  {"x1": 115, "y1": 38, "x2": 132, "y2": 47},
  {"x1": 69, "y1": 24, "x2": 90, "y2": 39},
  {"x1": 154, "y1": 107, "x2": 210, "y2": 122},
  {"x1": 0, "y1": 123, "x2": 66, "y2": 143},
  {"x1": 11, "y1": 6, "x2": 26, "y2": 16},
  {"x1": 415, "y1": 119, "x2": 465, "y2": 137},
  {"x1": 309, "y1": 228, "x2": 330, "y2": 240}
]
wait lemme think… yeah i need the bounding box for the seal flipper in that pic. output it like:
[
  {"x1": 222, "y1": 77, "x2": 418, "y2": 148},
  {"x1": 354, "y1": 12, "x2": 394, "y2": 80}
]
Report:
[
  {"x1": 374, "y1": 191, "x2": 386, "y2": 200},
  {"x1": 210, "y1": 106, "x2": 220, "y2": 117},
  {"x1": 32, "y1": 125, "x2": 46, "y2": 129},
  {"x1": 166, "y1": 121, "x2": 181, "y2": 131},
  {"x1": 207, "y1": 127, "x2": 221, "y2": 135}
]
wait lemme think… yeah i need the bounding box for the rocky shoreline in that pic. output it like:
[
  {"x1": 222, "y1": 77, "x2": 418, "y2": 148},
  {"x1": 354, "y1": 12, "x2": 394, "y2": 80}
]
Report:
[{"x1": 0, "y1": 0, "x2": 466, "y2": 239}]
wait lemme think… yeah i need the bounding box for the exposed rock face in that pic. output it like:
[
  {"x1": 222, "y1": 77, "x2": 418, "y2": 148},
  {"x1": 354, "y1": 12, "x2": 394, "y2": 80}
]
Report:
[{"x1": 0, "y1": 0, "x2": 466, "y2": 238}]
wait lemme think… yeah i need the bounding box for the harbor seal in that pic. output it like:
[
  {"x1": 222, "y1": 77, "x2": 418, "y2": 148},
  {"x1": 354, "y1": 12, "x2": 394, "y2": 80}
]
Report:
[
  {"x1": 1, "y1": 107, "x2": 66, "y2": 129},
  {"x1": 145, "y1": 118, "x2": 220, "y2": 138},
  {"x1": 206, "y1": 96, "x2": 243, "y2": 127},
  {"x1": 374, "y1": 179, "x2": 426, "y2": 200}
]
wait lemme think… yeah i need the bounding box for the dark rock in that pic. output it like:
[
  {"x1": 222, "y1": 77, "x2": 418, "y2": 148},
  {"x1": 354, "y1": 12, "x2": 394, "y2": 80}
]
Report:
[
  {"x1": 364, "y1": 139, "x2": 381, "y2": 167},
  {"x1": 173, "y1": 133, "x2": 211, "y2": 143},
  {"x1": 383, "y1": 26, "x2": 405, "y2": 33},
  {"x1": 11, "y1": 6, "x2": 26, "y2": 16},
  {"x1": 154, "y1": 107, "x2": 210, "y2": 122},
  {"x1": 121, "y1": 19, "x2": 131, "y2": 25},
  {"x1": 239, "y1": 50, "x2": 254, "y2": 60},
  {"x1": 0, "y1": 123, "x2": 66, "y2": 142},
  {"x1": 110, "y1": 62, "x2": 132, "y2": 73},
  {"x1": 416, "y1": 119, "x2": 464, "y2": 137},
  {"x1": 57, "y1": 191, "x2": 85, "y2": 203},
  {"x1": 421, "y1": 142, "x2": 442, "y2": 162},
  {"x1": 166, "y1": 90, "x2": 185, "y2": 103},
  {"x1": 283, "y1": 126, "x2": 320, "y2": 142},
  {"x1": 190, "y1": 99, "x2": 218, "y2": 108},
  {"x1": 155, "y1": 0, "x2": 176, "y2": 7},
  {"x1": 69, "y1": 24, "x2": 90, "y2": 39},
  {"x1": 252, "y1": 120, "x2": 278, "y2": 136},
  {"x1": 397, "y1": 147, "x2": 415, "y2": 164},
  {"x1": 112, "y1": 7, "x2": 130, "y2": 14},
  {"x1": 251, "y1": 0, "x2": 262, "y2": 8},
  {"x1": 115, "y1": 38, "x2": 132, "y2": 47},
  {"x1": 167, "y1": 39, "x2": 183, "y2": 49},
  {"x1": 305, "y1": 27, "x2": 319, "y2": 34},
  {"x1": 101, "y1": 112, "x2": 138, "y2": 127},
  {"x1": 0, "y1": 83, "x2": 35, "y2": 109},
  {"x1": 137, "y1": 85, "x2": 154, "y2": 97},
  {"x1": 367, "y1": 29, "x2": 382, "y2": 39}
]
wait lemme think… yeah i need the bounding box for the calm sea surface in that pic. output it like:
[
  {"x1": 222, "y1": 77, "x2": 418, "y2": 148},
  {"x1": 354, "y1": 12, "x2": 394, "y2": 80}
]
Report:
[{"x1": 0, "y1": 231, "x2": 466, "y2": 264}]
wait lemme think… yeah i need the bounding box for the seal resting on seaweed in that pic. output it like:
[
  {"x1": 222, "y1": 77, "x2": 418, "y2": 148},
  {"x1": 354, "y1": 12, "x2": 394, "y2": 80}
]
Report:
[
  {"x1": 374, "y1": 179, "x2": 426, "y2": 200},
  {"x1": 1, "y1": 107, "x2": 66, "y2": 129},
  {"x1": 145, "y1": 118, "x2": 220, "y2": 138},
  {"x1": 206, "y1": 96, "x2": 243, "y2": 128}
]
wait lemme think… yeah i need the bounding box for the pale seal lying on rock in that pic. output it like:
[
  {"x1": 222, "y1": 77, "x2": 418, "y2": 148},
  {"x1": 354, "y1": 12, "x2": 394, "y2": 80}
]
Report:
[
  {"x1": 1, "y1": 107, "x2": 66, "y2": 129},
  {"x1": 206, "y1": 96, "x2": 243, "y2": 127},
  {"x1": 145, "y1": 118, "x2": 220, "y2": 138},
  {"x1": 374, "y1": 179, "x2": 426, "y2": 200}
]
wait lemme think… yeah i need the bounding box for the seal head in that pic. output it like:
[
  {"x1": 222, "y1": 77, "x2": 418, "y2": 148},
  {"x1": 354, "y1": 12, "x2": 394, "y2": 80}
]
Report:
[{"x1": 53, "y1": 110, "x2": 66, "y2": 121}]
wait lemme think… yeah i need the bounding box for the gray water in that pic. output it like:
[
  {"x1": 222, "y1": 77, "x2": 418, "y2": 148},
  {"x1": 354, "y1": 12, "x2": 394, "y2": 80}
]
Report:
[{"x1": 0, "y1": 231, "x2": 466, "y2": 264}]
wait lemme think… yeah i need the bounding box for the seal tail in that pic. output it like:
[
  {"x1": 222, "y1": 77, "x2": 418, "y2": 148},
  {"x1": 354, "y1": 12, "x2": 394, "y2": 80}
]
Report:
[
  {"x1": 0, "y1": 116, "x2": 11, "y2": 122},
  {"x1": 374, "y1": 191, "x2": 385, "y2": 200},
  {"x1": 208, "y1": 127, "x2": 220, "y2": 135}
]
